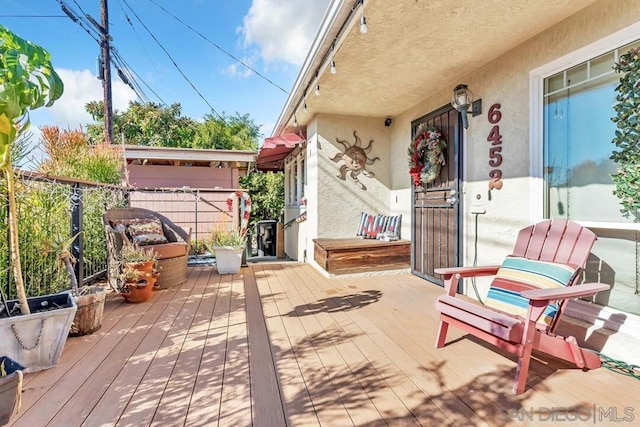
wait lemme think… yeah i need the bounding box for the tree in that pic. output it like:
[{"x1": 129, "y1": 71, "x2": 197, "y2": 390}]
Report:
[
  {"x1": 193, "y1": 113, "x2": 260, "y2": 151},
  {"x1": 85, "y1": 102, "x2": 260, "y2": 151},
  {"x1": 239, "y1": 171, "x2": 284, "y2": 231},
  {"x1": 86, "y1": 101, "x2": 198, "y2": 147}
]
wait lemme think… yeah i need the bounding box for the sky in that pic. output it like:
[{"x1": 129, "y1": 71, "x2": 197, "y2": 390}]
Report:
[{"x1": 1, "y1": 0, "x2": 331, "y2": 164}]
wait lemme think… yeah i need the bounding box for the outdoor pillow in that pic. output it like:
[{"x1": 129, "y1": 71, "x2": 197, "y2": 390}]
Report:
[
  {"x1": 357, "y1": 212, "x2": 374, "y2": 237},
  {"x1": 384, "y1": 214, "x2": 402, "y2": 239},
  {"x1": 131, "y1": 233, "x2": 170, "y2": 246},
  {"x1": 484, "y1": 257, "x2": 580, "y2": 326},
  {"x1": 126, "y1": 219, "x2": 168, "y2": 246}
]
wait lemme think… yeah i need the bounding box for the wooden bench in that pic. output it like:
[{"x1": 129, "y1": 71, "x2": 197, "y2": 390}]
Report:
[{"x1": 313, "y1": 238, "x2": 411, "y2": 275}]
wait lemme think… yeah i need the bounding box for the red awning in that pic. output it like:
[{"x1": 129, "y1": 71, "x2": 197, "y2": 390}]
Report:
[{"x1": 256, "y1": 133, "x2": 305, "y2": 171}]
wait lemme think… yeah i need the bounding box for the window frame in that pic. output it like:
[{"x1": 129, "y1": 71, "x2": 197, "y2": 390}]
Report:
[
  {"x1": 530, "y1": 22, "x2": 640, "y2": 231},
  {"x1": 284, "y1": 144, "x2": 307, "y2": 207}
]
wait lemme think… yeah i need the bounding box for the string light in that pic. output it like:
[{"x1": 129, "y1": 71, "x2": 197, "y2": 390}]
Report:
[
  {"x1": 360, "y1": 0, "x2": 367, "y2": 33},
  {"x1": 330, "y1": 41, "x2": 337, "y2": 74},
  {"x1": 285, "y1": 1, "x2": 369, "y2": 130}
]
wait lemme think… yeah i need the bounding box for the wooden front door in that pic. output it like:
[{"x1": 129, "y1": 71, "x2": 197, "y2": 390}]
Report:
[{"x1": 411, "y1": 105, "x2": 462, "y2": 284}]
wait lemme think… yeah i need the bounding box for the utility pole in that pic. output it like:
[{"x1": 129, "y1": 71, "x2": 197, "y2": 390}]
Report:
[{"x1": 100, "y1": 0, "x2": 114, "y2": 144}]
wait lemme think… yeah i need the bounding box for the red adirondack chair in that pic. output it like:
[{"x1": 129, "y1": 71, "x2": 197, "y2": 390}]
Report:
[{"x1": 434, "y1": 219, "x2": 610, "y2": 394}]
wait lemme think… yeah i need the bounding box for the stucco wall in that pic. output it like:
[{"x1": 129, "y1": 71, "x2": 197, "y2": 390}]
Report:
[
  {"x1": 315, "y1": 114, "x2": 392, "y2": 238},
  {"x1": 285, "y1": 0, "x2": 640, "y2": 362},
  {"x1": 392, "y1": 0, "x2": 640, "y2": 263},
  {"x1": 386, "y1": 0, "x2": 640, "y2": 363}
]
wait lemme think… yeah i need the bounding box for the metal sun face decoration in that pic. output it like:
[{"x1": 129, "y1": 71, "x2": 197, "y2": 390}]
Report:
[{"x1": 330, "y1": 130, "x2": 380, "y2": 190}]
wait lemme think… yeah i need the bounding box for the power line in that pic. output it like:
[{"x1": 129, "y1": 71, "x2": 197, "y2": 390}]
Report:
[
  {"x1": 120, "y1": 0, "x2": 224, "y2": 121},
  {"x1": 115, "y1": 0, "x2": 162, "y2": 79},
  {"x1": 146, "y1": 0, "x2": 289, "y2": 95},
  {"x1": 0, "y1": 15, "x2": 66, "y2": 18},
  {"x1": 55, "y1": 0, "x2": 101, "y2": 43},
  {"x1": 111, "y1": 47, "x2": 168, "y2": 105},
  {"x1": 54, "y1": 0, "x2": 165, "y2": 108}
]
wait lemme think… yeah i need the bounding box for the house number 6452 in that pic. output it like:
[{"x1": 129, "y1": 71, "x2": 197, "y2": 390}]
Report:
[{"x1": 487, "y1": 103, "x2": 503, "y2": 190}]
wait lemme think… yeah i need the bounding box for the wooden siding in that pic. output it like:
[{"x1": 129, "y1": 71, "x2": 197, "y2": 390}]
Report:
[{"x1": 127, "y1": 164, "x2": 238, "y2": 189}]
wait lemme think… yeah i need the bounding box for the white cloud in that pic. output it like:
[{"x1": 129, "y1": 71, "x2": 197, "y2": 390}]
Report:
[
  {"x1": 240, "y1": 0, "x2": 331, "y2": 65},
  {"x1": 47, "y1": 68, "x2": 137, "y2": 129},
  {"x1": 222, "y1": 56, "x2": 255, "y2": 79}
]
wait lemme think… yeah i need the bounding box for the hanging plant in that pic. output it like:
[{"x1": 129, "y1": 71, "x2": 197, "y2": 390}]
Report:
[{"x1": 408, "y1": 123, "x2": 447, "y2": 187}]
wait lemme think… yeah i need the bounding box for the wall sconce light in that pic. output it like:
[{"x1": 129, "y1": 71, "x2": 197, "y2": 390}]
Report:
[
  {"x1": 315, "y1": 83, "x2": 320, "y2": 96},
  {"x1": 330, "y1": 59, "x2": 337, "y2": 74},
  {"x1": 293, "y1": 114, "x2": 298, "y2": 127},
  {"x1": 451, "y1": 84, "x2": 482, "y2": 129}
]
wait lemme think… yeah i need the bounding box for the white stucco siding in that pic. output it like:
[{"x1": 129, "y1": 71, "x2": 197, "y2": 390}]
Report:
[
  {"x1": 315, "y1": 114, "x2": 392, "y2": 239},
  {"x1": 384, "y1": 0, "x2": 640, "y2": 363}
]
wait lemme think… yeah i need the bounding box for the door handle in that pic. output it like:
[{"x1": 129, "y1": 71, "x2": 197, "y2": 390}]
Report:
[{"x1": 446, "y1": 196, "x2": 458, "y2": 205}]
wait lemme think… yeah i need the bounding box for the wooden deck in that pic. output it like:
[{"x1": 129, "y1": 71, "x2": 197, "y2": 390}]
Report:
[{"x1": 9, "y1": 263, "x2": 640, "y2": 426}]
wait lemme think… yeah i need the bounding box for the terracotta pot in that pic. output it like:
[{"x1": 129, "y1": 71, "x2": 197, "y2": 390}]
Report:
[
  {"x1": 125, "y1": 260, "x2": 155, "y2": 274},
  {"x1": 120, "y1": 273, "x2": 159, "y2": 303}
]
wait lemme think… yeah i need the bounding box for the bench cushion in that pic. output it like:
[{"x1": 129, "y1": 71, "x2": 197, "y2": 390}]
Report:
[{"x1": 485, "y1": 257, "x2": 579, "y2": 326}]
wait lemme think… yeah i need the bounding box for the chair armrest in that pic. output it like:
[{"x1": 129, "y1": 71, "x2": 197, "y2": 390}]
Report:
[
  {"x1": 434, "y1": 265, "x2": 501, "y2": 296},
  {"x1": 521, "y1": 283, "x2": 610, "y2": 301},
  {"x1": 434, "y1": 265, "x2": 501, "y2": 277}
]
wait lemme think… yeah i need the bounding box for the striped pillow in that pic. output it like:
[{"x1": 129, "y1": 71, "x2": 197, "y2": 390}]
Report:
[
  {"x1": 485, "y1": 257, "x2": 579, "y2": 326},
  {"x1": 357, "y1": 212, "x2": 373, "y2": 237},
  {"x1": 384, "y1": 214, "x2": 402, "y2": 239}
]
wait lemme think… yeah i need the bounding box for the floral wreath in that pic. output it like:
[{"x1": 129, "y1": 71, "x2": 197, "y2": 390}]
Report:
[
  {"x1": 226, "y1": 191, "x2": 252, "y2": 238},
  {"x1": 408, "y1": 123, "x2": 447, "y2": 187}
]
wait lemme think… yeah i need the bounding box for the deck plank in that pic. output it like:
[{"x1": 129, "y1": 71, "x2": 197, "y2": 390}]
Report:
[
  {"x1": 10, "y1": 287, "x2": 173, "y2": 427},
  {"x1": 218, "y1": 271, "x2": 252, "y2": 427},
  {"x1": 243, "y1": 267, "x2": 288, "y2": 427},
  {"x1": 254, "y1": 266, "x2": 321, "y2": 427},
  {"x1": 115, "y1": 268, "x2": 208, "y2": 426},
  {"x1": 258, "y1": 265, "x2": 354, "y2": 426},
  {"x1": 7, "y1": 262, "x2": 640, "y2": 427}
]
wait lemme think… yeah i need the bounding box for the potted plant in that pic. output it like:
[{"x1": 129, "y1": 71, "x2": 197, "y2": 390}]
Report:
[
  {"x1": 116, "y1": 242, "x2": 159, "y2": 303},
  {"x1": 0, "y1": 356, "x2": 24, "y2": 426},
  {"x1": 205, "y1": 228, "x2": 246, "y2": 274},
  {"x1": 40, "y1": 232, "x2": 107, "y2": 336},
  {"x1": 0, "y1": 25, "x2": 77, "y2": 372}
]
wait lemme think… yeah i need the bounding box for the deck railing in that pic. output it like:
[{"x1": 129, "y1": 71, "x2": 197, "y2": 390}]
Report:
[{"x1": 1, "y1": 171, "x2": 239, "y2": 301}]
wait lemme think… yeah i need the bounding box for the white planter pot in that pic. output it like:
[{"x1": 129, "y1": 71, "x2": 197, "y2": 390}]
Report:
[
  {"x1": 0, "y1": 291, "x2": 77, "y2": 372},
  {"x1": 213, "y1": 246, "x2": 243, "y2": 274}
]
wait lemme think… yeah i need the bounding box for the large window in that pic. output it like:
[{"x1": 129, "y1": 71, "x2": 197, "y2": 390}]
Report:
[
  {"x1": 543, "y1": 41, "x2": 640, "y2": 223},
  {"x1": 535, "y1": 32, "x2": 640, "y2": 316}
]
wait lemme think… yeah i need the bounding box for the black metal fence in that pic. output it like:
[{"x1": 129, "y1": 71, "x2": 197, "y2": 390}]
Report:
[
  {"x1": 1, "y1": 172, "x2": 127, "y2": 300},
  {"x1": 0, "y1": 172, "x2": 240, "y2": 302}
]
